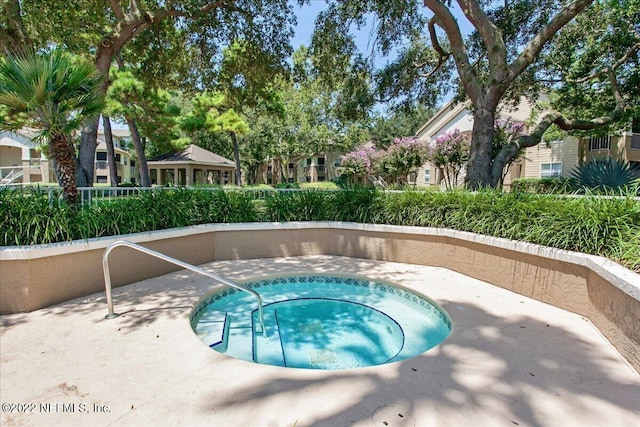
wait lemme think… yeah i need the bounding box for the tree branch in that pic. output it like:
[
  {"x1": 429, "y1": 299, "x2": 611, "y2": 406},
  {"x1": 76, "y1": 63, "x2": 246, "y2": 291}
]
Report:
[
  {"x1": 491, "y1": 69, "x2": 625, "y2": 183},
  {"x1": 0, "y1": 0, "x2": 33, "y2": 54},
  {"x1": 567, "y1": 42, "x2": 640, "y2": 83},
  {"x1": 509, "y1": 0, "x2": 594, "y2": 81},
  {"x1": 428, "y1": 16, "x2": 449, "y2": 59},
  {"x1": 424, "y1": 0, "x2": 481, "y2": 103},
  {"x1": 456, "y1": 0, "x2": 508, "y2": 84},
  {"x1": 129, "y1": 0, "x2": 140, "y2": 16},
  {"x1": 422, "y1": 16, "x2": 451, "y2": 78},
  {"x1": 110, "y1": 0, "x2": 125, "y2": 21}
]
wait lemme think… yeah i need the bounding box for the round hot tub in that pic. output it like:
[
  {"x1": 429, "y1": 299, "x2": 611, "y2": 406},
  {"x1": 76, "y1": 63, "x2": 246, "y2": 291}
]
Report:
[{"x1": 191, "y1": 275, "x2": 451, "y2": 370}]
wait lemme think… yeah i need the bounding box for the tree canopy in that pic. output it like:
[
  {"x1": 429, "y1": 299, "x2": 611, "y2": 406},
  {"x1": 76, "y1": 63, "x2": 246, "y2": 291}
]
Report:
[
  {"x1": 4, "y1": 0, "x2": 637, "y2": 189},
  {"x1": 311, "y1": 0, "x2": 639, "y2": 188},
  {"x1": 9, "y1": 0, "x2": 299, "y2": 186}
]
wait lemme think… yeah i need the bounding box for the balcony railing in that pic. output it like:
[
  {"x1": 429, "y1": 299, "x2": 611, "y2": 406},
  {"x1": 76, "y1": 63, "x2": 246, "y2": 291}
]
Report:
[
  {"x1": 588, "y1": 135, "x2": 611, "y2": 151},
  {"x1": 0, "y1": 167, "x2": 24, "y2": 184}
]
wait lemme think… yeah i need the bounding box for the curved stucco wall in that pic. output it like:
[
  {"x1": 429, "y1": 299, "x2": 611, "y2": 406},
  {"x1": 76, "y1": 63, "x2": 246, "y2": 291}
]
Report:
[{"x1": 1, "y1": 222, "x2": 638, "y2": 370}]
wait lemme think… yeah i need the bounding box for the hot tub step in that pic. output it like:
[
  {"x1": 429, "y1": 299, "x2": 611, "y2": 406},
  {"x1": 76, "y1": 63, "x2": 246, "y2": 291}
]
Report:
[
  {"x1": 252, "y1": 308, "x2": 286, "y2": 366},
  {"x1": 195, "y1": 312, "x2": 228, "y2": 350}
]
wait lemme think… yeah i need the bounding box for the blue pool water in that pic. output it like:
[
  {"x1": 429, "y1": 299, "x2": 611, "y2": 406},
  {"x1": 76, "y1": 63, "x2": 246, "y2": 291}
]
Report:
[{"x1": 191, "y1": 275, "x2": 451, "y2": 370}]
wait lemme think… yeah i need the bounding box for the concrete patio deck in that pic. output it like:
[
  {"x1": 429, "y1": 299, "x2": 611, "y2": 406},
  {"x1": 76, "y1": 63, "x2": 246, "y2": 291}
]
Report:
[{"x1": 1, "y1": 256, "x2": 639, "y2": 427}]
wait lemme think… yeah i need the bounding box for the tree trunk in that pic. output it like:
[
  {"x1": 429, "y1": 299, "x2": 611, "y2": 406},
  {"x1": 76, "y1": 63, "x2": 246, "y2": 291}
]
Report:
[
  {"x1": 279, "y1": 159, "x2": 288, "y2": 184},
  {"x1": 490, "y1": 146, "x2": 517, "y2": 188},
  {"x1": 230, "y1": 131, "x2": 242, "y2": 186},
  {"x1": 77, "y1": 40, "x2": 114, "y2": 187},
  {"x1": 102, "y1": 115, "x2": 119, "y2": 186},
  {"x1": 465, "y1": 106, "x2": 496, "y2": 190},
  {"x1": 50, "y1": 132, "x2": 78, "y2": 204},
  {"x1": 76, "y1": 116, "x2": 100, "y2": 187},
  {"x1": 126, "y1": 118, "x2": 151, "y2": 187}
]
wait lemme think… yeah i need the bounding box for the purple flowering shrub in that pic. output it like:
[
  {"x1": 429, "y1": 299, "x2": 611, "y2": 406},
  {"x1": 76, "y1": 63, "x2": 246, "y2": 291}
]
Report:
[
  {"x1": 493, "y1": 118, "x2": 526, "y2": 184},
  {"x1": 340, "y1": 145, "x2": 379, "y2": 183},
  {"x1": 430, "y1": 129, "x2": 471, "y2": 190},
  {"x1": 340, "y1": 138, "x2": 428, "y2": 185},
  {"x1": 376, "y1": 137, "x2": 429, "y2": 184}
]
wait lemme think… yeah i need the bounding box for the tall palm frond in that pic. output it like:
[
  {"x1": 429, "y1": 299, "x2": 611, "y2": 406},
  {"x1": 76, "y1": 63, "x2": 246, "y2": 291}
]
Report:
[
  {"x1": 0, "y1": 49, "x2": 105, "y2": 203},
  {"x1": 0, "y1": 49, "x2": 104, "y2": 139}
]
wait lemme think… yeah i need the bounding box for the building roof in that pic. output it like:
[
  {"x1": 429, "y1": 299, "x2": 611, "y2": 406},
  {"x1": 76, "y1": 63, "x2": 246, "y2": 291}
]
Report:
[
  {"x1": 415, "y1": 97, "x2": 540, "y2": 141},
  {"x1": 0, "y1": 130, "x2": 40, "y2": 149},
  {"x1": 148, "y1": 144, "x2": 235, "y2": 168},
  {"x1": 414, "y1": 100, "x2": 469, "y2": 139}
]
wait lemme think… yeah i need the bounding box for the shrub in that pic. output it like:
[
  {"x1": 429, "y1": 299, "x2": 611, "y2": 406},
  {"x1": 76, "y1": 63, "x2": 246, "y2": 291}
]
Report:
[
  {"x1": 328, "y1": 186, "x2": 380, "y2": 223},
  {"x1": 511, "y1": 178, "x2": 573, "y2": 194},
  {"x1": 263, "y1": 190, "x2": 330, "y2": 221},
  {"x1": 570, "y1": 158, "x2": 640, "y2": 194},
  {"x1": 2, "y1": 187, "x2": 638, "y2": 272},
  {"x1": 0, "y1": 187, "x2": 76, "y2": 245}
]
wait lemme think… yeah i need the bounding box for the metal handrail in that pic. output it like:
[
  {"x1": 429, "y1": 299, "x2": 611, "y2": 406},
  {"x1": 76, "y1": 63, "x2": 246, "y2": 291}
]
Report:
[{"x1": 102, "y1": 240, "x2": 266, "y2": 336}]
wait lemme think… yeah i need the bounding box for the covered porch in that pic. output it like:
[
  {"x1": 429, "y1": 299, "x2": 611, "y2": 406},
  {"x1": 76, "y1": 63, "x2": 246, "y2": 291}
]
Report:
[{"x1": 147, "y1": 144, "x2": 236, "y2": 186}]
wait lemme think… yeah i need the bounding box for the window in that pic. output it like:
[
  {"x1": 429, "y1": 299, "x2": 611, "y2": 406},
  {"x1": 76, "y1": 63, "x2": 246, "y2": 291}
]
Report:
[
  {"x1": 306, "y1": 158, "x2": 312, "y2": 166},
  {"x1": 588, "y1": 136, "x2": 611, "y2": 151},
  {"x1": 631, "y1": 117, "x2": 640, "y2": 150},
  {"x1": 288, "y1": 163, "x2": 295, "y2": 169},
  {"x1": 96, "y1": 175, "x2": 108, "y2": 183},
  {"x1": 96, "y1": 152, "x2": 107, "y2": 161},
  {"x1": 424, "y1": 169, "x2": 431, "y2": 184},
  {"x1": 317, "y1": 157, "x2": 325, "y2": 165},
  {"x1": 123, "y1": 157, "x2": 128, "y2": 165},
  {"x1": 130, "y1": 160, "x2": 136, "y2": 167},
  {"x1": 115, "y1": 154, "x2": 121, "y2": 162},
  {"x1": 541, "y1": 163, "x2": 562, "y2": 178},
  {"x1": 333, "y1": 158, "x2": 342, "y2": 167}
]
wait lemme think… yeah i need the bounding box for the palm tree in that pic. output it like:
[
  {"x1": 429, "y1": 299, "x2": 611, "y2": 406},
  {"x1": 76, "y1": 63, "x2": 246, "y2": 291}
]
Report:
[{"x1": 0, "y1": 49, "x2": 104, "y2": 203}]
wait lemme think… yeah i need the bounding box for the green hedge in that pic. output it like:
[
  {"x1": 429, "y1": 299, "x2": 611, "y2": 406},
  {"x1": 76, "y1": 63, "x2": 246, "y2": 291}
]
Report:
[
  {"x1": 2, "y1": 187, "x2": 638, "y2": 272},
  {"x1": 511, "y1": 178, "x2": 573, "y2": 194}
]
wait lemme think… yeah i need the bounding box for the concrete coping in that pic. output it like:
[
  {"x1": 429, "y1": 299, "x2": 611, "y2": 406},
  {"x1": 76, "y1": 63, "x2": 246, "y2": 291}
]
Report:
[{"x1": 1, "y1": 221, "x2": 639, "y2": 301}]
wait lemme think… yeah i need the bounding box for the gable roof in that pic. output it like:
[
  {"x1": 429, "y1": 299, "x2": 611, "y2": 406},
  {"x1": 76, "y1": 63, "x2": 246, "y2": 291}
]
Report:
[
  {"x1": 415, "y1": 97, "x2": 542, "y2": 141},
  {"x1": 415, "y1": 100, "x2": 469, "y2": 138},
  {"x1": 148, "y1": 144, "x2": 235, "y2": 167}
]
